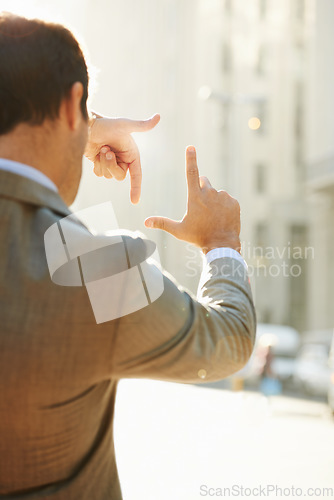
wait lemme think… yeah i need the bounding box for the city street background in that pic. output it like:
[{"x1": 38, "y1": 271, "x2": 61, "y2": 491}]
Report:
[
  {"x1": 114, "y1": 379, "x2": 334, "y2": 499},
  {"x1": 1, "y1": 0, "x2": 333, "y2": 498}
]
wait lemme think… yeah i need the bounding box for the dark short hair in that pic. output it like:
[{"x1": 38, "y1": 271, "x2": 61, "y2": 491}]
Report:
[{"x1": 0, "y1": 13, "x2": 89, "y2": 135}]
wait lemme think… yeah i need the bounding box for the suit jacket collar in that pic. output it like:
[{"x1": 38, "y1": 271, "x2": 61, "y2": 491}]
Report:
[{"x1": 0, "y1": 169, "x2": 71, "y2": 218}]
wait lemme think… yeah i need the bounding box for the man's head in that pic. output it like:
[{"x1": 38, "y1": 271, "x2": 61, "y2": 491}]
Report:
[
  {"x1": 0, "y1": 12, "x2": 89, "y2": 132},
  {"x1": 0, "y1": 13, "x2": 90, "y2": 204}
]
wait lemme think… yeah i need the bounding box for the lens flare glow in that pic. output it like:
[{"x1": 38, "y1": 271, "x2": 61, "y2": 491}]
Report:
[
  {"x1": 0, "y1": 0, "x2": 67, "y2": 23},
  {"x1": 248, "y1": 116, "x2": 262, "y2": 130}
]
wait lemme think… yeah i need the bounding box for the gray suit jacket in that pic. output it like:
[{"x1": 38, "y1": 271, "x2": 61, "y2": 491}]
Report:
[{"x1": 0, "y1": 170, "x2": 256, "y2": 499}]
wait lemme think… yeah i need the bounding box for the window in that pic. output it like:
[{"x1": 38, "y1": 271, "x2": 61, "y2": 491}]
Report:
[
  {"x1": 256, "y1": 44, "x2": 266, "y2": 76},
  {"x1": 294, "y1": 82, "x2": 304, "y2": 179},
  {"x1": 294, "y1": 82, "x2": 304, "y2": 140},
  {"x1": 290, "y1": 224, "x2": 307, "y2": 249},
  {"x1": 255, "y1": 222, "x2": 268, "y2": 248},
  {"x1": 259, "y1": 0, "x2": 267, "y2": 19},
  {"x1": 222, "y1": 42, "x2": 232, "y2": 73},
  {"x1": 289, "y1": 224, "x2": 308, "y2": 331},
  {"x1": 295, "y1": 0, "x2": 305, "y2": 21},
  {"x1": 225, "y1": 0, "x2": 232, "y2": 15},
  {"x1": 255, "y1": 164, "x2": 267, "y2": 194}
]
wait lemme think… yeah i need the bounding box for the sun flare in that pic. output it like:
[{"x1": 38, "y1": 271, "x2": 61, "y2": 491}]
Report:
[{"x1": 0, "y1": 0, "x2": 65, "y2": 23}]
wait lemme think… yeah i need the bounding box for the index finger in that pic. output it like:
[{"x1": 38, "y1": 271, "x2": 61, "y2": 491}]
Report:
[
  {"x1": 129, "y1": 159, "x2": 142, "y2": 204},
  {"x1": 186, "y1": 146, "x2": 200, "y2": 195}
]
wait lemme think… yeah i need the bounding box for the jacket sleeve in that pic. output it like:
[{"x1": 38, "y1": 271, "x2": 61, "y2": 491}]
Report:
[{"x1": 108, "y1": 234, "x2": 256, "y2": 383}]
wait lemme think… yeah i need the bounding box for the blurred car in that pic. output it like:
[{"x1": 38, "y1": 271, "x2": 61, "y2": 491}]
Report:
[
  {"x1": 328, "y1": 332, "x2": 334, "y2": 414},
  {"x1": 293, "y1": 343, "x2": 331, "y2": 397},
  {"x1": 234, "y1": 323, "x2": 300, "y2": 385}
]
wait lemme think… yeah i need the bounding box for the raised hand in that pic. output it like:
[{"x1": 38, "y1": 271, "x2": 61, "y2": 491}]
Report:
[
  {"x1": 85, "y1": 114, "x2": 160, "y2": 204},
  {"x1": 144, "y1": 146, "x2": 241, "y2": 254}
]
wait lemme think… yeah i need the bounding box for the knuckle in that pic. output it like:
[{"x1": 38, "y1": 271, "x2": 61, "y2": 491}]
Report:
[
  {"x1": 130, "y1": 172, "x2": 142, "y2": 179},
  {"x1": 218, "y1": 190, "x2": 240, "y2": 210},
  {"x1": 232, "y1": 197, "x2": 240, "y2": 209},
  {"x1": 113, "y1": 166, "x2": 124, "y2": 178},
  {"x1": 103, "y1": 167, "x2": 113, "y2": 178}
]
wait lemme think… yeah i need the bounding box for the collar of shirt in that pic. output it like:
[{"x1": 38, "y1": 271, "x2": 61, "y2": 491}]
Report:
[{"x1": 0, "y1": 158, "x2": 58, "y2": 193}]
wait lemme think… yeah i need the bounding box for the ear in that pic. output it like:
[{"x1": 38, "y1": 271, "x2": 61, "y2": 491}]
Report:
[{"x1": 63, "y1": 82, "x2": 84, "y2": 131}]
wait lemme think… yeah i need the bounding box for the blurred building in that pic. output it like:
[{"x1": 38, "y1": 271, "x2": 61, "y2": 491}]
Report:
[
  {"x1": 195, "y1": 0, "x2": 313, "y2": 332},
  {"x1": 305, "y1": 0, "x2": 334, "y2": 330},
  {"x1": 66, "y1": 0, "x2": 331, "y2": 333}
]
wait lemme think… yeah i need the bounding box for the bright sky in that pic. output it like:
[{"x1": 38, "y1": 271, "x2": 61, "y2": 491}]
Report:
[
  {"x1": 0, "y1": 0, "x2": 85, "y2": 31},
  {"x1": 1, "y1": 0, "x2": 57, "y2": 19}
]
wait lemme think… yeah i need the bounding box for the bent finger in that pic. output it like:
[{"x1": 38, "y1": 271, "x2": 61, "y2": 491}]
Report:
[
  {"x1": 93, "y1": 157, "x2": 103, "y2": 177},
  {"x1": 100, "y1": 150, "x2": 126, "y2": 181},
  {"x1": 129, "y1": 159, "x2": 142, "y2": 204}
]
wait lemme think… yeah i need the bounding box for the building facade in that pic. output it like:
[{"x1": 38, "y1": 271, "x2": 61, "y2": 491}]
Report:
[
  {"x1": 305, "y1": 0, "x2": 334, "y2": 330},
  {"x1": 68, "y1": 0, "x2": 331, "y2": 333},
  {"x1": 196, "y1": 0, "x2": 313, "y2": 332}
]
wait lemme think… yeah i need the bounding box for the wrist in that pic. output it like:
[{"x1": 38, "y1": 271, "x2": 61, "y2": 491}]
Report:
[{"x1": 201, "y1": 238, "x2": 241, "y2": 255}]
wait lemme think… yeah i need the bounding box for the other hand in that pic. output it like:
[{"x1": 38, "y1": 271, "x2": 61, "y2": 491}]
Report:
[
  {"x1": 144, "y1": 146, "x2": 241, "y2": 254},
  {"x1": 85, "y1": 114, "x2": 160, "y2": 204}
]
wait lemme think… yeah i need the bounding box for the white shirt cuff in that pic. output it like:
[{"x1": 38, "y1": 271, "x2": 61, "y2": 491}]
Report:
[{"x1": 205, "y1": 247, "x2": 248, "y2": 270}]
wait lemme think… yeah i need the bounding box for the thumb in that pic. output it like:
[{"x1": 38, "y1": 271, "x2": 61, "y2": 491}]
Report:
[
  {"x1": 121, "y1": 114, "x2": 160, "y2": 133},
  {"x1": 144, "y1": 216, "x2": 180, "y2": 236}
]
